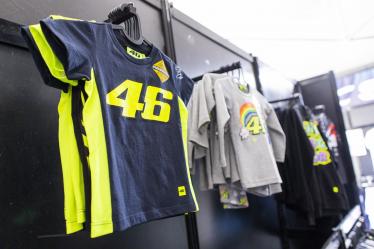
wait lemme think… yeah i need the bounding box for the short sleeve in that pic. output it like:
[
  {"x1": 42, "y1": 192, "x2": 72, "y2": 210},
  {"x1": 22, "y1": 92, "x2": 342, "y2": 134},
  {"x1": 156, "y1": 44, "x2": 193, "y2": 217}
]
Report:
[
  {"x1": 21, "y1": 23, "x2": 77, "y2": 91},
  {"x1": 40, "y1": 17, "x2": 94, "y2": 81},
  {"x1": 173, "y1": 65, "x2": 194, "y2": 105},
  {"x1": 188, "y1": 82, "x2": 210, "y2": 149},
  {"x1": 259, "y1": 94, "x2": 286, "y2": 162},
  {"x1": 213, "y1": 79, "x2": 231, "y2": 167}
]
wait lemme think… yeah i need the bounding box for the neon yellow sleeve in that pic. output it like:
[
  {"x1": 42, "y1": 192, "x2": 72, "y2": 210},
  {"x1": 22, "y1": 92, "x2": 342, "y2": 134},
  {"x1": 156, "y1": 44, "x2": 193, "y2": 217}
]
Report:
[
  {"x1": 28, "y1": 24, "x2": 77, "y2": 86},
  {"x1": 27, "y1": 24, "x2": 86, "y2": 233},
  {"x1": 58, "y1": 87, "x2": 86, "y2": 233}
]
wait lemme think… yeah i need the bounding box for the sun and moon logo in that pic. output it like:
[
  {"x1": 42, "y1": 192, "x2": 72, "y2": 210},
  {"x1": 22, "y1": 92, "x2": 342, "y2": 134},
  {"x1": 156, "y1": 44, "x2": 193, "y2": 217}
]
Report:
[{"x1": 239, "y1": 102, "x2": 264, "y2": 139}]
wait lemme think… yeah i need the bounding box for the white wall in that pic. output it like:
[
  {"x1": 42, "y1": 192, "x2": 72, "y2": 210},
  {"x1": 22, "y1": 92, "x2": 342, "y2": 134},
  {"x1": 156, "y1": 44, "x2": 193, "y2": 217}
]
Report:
[{"x1": 172, "y1": 0, "x2": 374, "y2": 80}]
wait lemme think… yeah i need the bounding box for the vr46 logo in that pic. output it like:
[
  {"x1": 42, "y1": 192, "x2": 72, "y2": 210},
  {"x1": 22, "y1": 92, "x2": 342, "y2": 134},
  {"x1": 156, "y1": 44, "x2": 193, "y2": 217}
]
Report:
[{"x1": 106, "y1": 80, "x2": 173, "y2": 123}]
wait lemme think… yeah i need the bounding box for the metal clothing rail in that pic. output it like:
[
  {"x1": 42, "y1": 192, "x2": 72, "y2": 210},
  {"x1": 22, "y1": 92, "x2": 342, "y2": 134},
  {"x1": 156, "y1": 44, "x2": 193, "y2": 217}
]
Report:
[
  {"x1": 191, "y1": 61, "x2": 242, "y2": 82},
  {"x1": 269, "y1": 93, "x2": 304, "y2": 105}
]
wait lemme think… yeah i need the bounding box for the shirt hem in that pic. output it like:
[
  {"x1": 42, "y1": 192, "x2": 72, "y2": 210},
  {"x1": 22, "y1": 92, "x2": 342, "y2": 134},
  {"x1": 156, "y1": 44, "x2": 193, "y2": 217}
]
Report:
[
  {"x1": 241, "y1": 177, "x2": 282, "y2": 189},
  {"x1": 91, "y1": 202, "x2": 198, "y2": 238}
]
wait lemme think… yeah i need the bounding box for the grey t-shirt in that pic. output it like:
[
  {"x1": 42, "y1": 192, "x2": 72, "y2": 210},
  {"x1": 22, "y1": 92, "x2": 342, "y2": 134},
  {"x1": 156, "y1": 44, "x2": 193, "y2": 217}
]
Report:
[
  {"x1": 187, "y1": 82, "x2": 213, "y2": 189},
  {"x1": 214, "y1": 77, "x2": 286, "y2": 196},
  {"x1": 188, "y1": 74, "x2": 240, "y2": 190}
]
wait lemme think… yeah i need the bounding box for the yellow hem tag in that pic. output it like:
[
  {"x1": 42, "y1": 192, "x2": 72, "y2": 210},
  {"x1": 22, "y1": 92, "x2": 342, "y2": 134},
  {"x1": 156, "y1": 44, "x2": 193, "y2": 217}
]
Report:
[{"x1": 178, "y1": 186, "x2": 186, "y2": 196}]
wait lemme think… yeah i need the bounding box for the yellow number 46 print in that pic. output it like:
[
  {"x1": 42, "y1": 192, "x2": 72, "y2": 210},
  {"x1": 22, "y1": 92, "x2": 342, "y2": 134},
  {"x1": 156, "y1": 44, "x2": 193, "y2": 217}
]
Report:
[{"x1": 106, "y1": 79, "x2": 173, "y2": 123}]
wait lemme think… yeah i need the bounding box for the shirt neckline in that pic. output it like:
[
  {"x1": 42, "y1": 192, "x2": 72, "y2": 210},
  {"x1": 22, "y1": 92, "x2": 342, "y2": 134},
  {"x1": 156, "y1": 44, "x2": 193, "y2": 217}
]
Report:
[
  {"x1": 106, "y1": 23, "x2": 157, "y2": 65},
  {"x1": 229, "y1": 77, "x2": 253, "y2": 97}
]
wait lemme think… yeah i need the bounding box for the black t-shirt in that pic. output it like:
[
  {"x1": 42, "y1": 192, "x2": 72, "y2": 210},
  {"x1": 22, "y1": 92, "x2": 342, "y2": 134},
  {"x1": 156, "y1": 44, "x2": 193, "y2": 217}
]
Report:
[
  {"x1": 294, "y1": 104, "x2": 349, "y2": 217},
  {"x1": 277, "y1": 104, "x2": 349, "y2": 222}
]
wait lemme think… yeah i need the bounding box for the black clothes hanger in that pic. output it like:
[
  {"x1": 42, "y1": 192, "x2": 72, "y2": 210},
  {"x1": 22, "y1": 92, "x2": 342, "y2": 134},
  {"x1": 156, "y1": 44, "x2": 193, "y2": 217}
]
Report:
[
  {"x1": 192, "y1": 61, "x2": 242, "y2": 82},
  {"x1": 105, "y1": 2, "x2": 152, "y2": 47},
  {"x1": 269, "y1": 93, "x2": 307, "y2": 116},
  {"x1": 269, "y1": 93, "x2": 304, "y2": 105},
  {"x1": 313, "y1": 105, "x2": 326, "y2": 114}
]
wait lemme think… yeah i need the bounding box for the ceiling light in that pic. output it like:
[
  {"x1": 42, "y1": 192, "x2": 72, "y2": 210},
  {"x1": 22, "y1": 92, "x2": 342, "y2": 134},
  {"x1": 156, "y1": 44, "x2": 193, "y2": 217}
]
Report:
[
  {"x1": 337, "y1": 85, "x2": 355, "y2": 97},
  {"x1": 339, "y1": 98, "x2": 351, "y2": 107},
  {"x1": 346, "y1": 129, "x2": 367, "y2": 157}
]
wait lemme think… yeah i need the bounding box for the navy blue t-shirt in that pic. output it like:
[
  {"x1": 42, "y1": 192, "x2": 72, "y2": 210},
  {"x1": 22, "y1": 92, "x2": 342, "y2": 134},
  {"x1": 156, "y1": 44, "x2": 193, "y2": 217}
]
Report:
[{"x1": 23, "y1": 16, "x2": 198, "y2": 237}]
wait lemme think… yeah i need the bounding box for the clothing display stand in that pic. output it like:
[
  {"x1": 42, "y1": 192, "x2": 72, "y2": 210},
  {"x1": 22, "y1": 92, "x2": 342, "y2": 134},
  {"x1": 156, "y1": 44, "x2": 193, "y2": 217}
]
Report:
[
  {"x1": 321, "y1": 205, "x2": 364, "y2": 249},
  {"x1": 0, "y1": 2, "x2": 360, "y2": 249},
  {"x1": 269, "y1": 93, "x2": 304, "y2": 105},
  {"x1": 191, "y1": 59, "x2": 263, "y2": 95}
]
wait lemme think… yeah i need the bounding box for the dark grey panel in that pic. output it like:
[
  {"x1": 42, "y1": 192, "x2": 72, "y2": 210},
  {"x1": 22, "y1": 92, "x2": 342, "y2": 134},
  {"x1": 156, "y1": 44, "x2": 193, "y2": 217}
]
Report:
[
  {"x1": 38, "y1": 217, "x2": 189, "y2": 249},
  {"x1": 172, "y1": 17, "x2": 253, "y2": 81},
  {"x1": 194, "y1": 191, "x2": 281, "y2": 249},
  {"x1": 299, "y1": 73, "x2": 345, "y2": 124},
  {"x1": 0, "y1": 42, "x2": 63, "y2": 249},
  {"x1": 0, "y1": 0, "x2": 165, "y2": 49}
]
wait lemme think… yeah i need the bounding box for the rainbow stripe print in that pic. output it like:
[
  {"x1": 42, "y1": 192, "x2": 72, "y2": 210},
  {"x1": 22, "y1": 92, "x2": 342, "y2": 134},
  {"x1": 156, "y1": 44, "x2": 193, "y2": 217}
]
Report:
[{"x1": 240, "y1": 102, "x2": 257, "y2": 128}]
